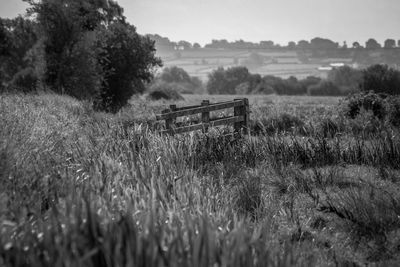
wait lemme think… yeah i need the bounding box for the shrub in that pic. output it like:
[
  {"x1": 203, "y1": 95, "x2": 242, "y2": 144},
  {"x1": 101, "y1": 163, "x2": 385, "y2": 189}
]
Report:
[
  {"x1": 341, "y1": 92, "x2": 387, "y2": 119},
  {"x1": 361, "y1": 64, "x2": 400, "y2": 95},
  {"x1": 272, "y1": 76, "x2": 307, "y2": 95},
  {"x1": 8, "y1": 67, "x2": 38, "y2": 92},
  {"x1": 156, "y1": 66, "x2": 203, "y2": 94},
  {"x1": 307, "y1": 81, "x2": 342, "y2": 96},
  {"x1": 147, "y1": 82, "x2": 184, "y2": 101},
  {"x1": 387, "y1": 97, "x2": 400, "y2": 127},
  {"x1": 207, "y1": 66, "x2": 255, "y2": 95},
  {"x1": 328, "y1": 65, "x2": 362, "y2": 90}
]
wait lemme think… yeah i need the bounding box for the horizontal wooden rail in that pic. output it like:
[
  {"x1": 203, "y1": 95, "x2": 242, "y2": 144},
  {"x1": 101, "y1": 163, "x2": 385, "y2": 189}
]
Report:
[
  {"x1": 156, "y1": 99, "x2": 245, "y2": 120},
  {"x1": 156, "y1": 98, "x2": 250, "y2": 136},
  {"x1": 161, "y1": 115, "x2": 245, "y2": 135}
]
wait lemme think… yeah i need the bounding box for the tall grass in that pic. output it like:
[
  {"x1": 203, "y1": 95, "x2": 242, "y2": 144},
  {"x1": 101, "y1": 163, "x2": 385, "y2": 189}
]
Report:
[{"x1": 1, "y1": 93, "x2": 400, "y2": 265}]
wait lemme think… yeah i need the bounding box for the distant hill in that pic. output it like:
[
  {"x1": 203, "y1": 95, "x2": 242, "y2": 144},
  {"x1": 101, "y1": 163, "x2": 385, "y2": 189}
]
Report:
[{"x1": 147, "y1": 34, "x2": 400, "y2": 80}]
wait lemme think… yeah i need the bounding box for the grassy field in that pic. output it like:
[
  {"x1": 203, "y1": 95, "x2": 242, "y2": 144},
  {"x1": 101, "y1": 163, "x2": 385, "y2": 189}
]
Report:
[
  {"x1": 1, "y1": 93, "x2": 400, "y2": 266},
  {"x1": 157, "y1": 48, "x2": 339, "y2": 80}
]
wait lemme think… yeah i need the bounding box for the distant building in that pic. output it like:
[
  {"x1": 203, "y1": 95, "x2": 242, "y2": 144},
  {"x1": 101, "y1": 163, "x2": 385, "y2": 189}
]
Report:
[
  {"x1": 329, "y1": 63, "x2": 345, "y2": 68},
  {"x1": 318, "y1": 66, "x2": 333, "y2": 71}
]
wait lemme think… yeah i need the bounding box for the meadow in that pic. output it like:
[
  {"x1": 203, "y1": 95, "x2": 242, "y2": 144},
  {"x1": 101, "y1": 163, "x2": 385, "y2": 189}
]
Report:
[{"x1": 1, "y1": 93, "x2": 400, "y2": 266}]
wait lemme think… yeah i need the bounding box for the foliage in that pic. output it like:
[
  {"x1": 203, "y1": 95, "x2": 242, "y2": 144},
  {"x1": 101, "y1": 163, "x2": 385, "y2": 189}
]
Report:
[
  {"x1": 94, "y1": 22, "x2": 161, "y2": 112},
  {"x1": 207, "y1": 66, "x2": 252, "y2": 94},
  {"x1": 241, "y1": 52, "x2": 264, "y2": 69},
  {"x1": 327, "y1": 65, "x2": 362, "y2": 92},
  {"x1": 1, "y1": 0, "x2": 162, "y2": 112},
  {"x1": 365, "y1": 38, "x2": 381, "y2": 49},
  {"x1": 266, "y1": 76, "x2": 307, "y2": 95},
  {"x1": 340, "y1": 91, "x2": 387, "y2": 119},
  {"x1": 8, "y1": 67, "x2": 38, "y2": 92},
  {"x1": 0, "y1": 17, "x2": 37, "y2": 89},
  {"x1": 307, "y1": 81, "x2": 342, "y2": 96},
  {"x1": 147, "y1": 81, "x2": 184, "y2": 101},
  {"x1": 361, "y1": 64, "x2": 400, "y2": 95},
  {"x1": 157, "y1": 66, "x2": 203, "y2": 94}
]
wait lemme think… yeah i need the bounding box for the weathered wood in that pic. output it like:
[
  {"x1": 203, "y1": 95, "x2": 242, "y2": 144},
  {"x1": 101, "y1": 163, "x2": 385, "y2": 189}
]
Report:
[
  {"x1": 156, "y1": 99, "x2": 245, "y2": 120},
  {"x1": 201, "y1": 100, "x2": 210, "y2": 133},
  {"x1": 162, "y1": 108, "x2": 173, "y2": 132},
  {"x1": 157, "y1": 98, "x2": 250, "y2": 136},
  {"x1": 161, "y1": 115, "x2": 245, "y2": 135}
]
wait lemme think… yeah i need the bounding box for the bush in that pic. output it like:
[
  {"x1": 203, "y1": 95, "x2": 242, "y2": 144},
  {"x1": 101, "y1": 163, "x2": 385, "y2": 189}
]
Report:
[
  {"x1": 307, "y1": 81, "x2": 342, "y2": 96},
  {"x1": 8, "y1": 67, "x2": 38, "y2": 92},
  {"x1": 361, "y1": 64, "x2": 400, "y2": 95},
  {"x1": 328, "y1": 65, "x2": 362, "y2": 90},
  {"x1": 157, "y1": 66, "x2": 203, "y2": 94},
  {"x1": 207, "y1": 66, "x2": 256, "y2": 95},
  {"x1": 387, "y1": 97, "x2": 400, "y2": 127},
  {"x1": 147, "y1": 82, "x2": 184, "y2": 101},
  {"x1": 341, "y1": 92, "x2": 387, "y2": 119}
]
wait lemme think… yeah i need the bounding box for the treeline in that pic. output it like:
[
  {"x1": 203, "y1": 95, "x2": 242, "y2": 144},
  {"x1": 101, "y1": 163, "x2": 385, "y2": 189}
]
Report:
[
  {"x1": 206, "y1": 64, "x2": 400, "y2": 96},
  {"x1": 0, "y1": 0, "x2": 161, "y2": 112},
  {"x1": 149, "y1": 35, "x2": 400, "y2": 51}
]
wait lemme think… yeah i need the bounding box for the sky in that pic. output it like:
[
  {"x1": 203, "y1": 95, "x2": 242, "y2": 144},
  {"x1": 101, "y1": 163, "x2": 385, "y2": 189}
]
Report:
[{"x1": 1, "y1": 0, "x2": 399, "y2": 46}]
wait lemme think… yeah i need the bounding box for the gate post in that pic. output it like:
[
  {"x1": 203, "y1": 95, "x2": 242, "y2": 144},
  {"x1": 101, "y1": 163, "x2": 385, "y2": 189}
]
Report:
[{"x1": 201, "y1": 100, "x2": 210, "y2": 133}]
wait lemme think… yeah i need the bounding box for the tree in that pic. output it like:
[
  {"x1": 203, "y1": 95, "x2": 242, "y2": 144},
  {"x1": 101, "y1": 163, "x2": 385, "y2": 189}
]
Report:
[
  {"x1": 327, "y1": 65, "x2": 362, "y2": 91},
  {"x1": 207, "y1": 67, "x2": 227, "y2": 94},
  {"x1": 207, "y1": 66, "x2": 252, "y2": 94},
  {"x1": 177, "y1": 40, "x2": 192, "y2": 50},
  {"x1": 0, "y1": 17, "x2": 37, "y2": 87},
  {"x1": 259, "y1": 40, "x2": 274, "y2": 49},
  {"x1": 287, "y1": 41, "x2": 296, "y2": 49},
  {"x1": 310, "y1": 37, "x2": 338, "y2": 50},
  {"x1": 361, "y1": 64, "x2": 400, "y2": 95},
  {"x1": 384, "y1": 39, "x2": 396, "y2": 49},
  {"x1": 297, "y1": 40, "x2": 310, "y2": 50},
  {"x1": 242, "y1": 52, "x2": 264, "y2": 69},
  {"x1": 193, "y1": 43, "x2": 201, "y2": 49},
  {"x1": 160, "y1": 66, "x2": 191, "y2": 84},
  {"x1": 365, "y1": 38, "x2": 381, "y2": 49},
  {"x1": 95, "y1": 22, "x2": 161, "y2": 112},
  {"x1": 23, "y1": 0, "x2": 162, "y2": 111},
  {"x1": 26, "y1": 0, "x2": 126, "y2": 97},
  {"x1": 352, "y1": 42, "x2": 361, "y2": 49}
]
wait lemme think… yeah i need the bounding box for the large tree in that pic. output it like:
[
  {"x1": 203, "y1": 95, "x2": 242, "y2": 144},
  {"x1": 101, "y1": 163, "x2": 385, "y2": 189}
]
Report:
[
  {"x1": 365, "y1": 38, "x2": 381, "y2": 49},
  {"x1": 95, "y1": 22, "x2": 161, "y2": 112},
  {"x1": 22, "y1": 0, "x2": 161, "y2": 110},
  {"x1": 384, "y1": 39, "x2": 396, "y2": 49},
  {"x1": 361, "y1": 64, "x2": 400, "y2": 95},
  {"x1": 25, "y1": 0, "x2": 126, "y2": 97}
]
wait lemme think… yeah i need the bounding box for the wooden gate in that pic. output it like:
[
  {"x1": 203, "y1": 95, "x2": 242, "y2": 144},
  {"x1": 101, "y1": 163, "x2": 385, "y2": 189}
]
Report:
[{"x1": 156, "y1": 98, "x2": 250, "y2": 135}]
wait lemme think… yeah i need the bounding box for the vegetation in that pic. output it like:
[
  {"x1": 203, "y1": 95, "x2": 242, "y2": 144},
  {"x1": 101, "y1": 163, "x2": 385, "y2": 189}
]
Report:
[
  {"x1": 0, "y1": 0, "x2": 162, "y2": 112},
  {"x1": 1, "y1": 93, "x2": 400, "y2": 266},
  {"x1": 205, "y1": 64, "x2": 400, "y2": 97},
  {"x1": 361, "y1": 64, "x2": 400, "y2": 95},
  {"x1": 153, "y1": 66, "x2": 204, "y2": 94}
]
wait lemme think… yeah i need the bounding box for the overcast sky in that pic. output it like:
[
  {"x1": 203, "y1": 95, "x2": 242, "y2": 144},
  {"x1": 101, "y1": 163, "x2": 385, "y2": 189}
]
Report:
[{"x1": 1, "y1": 0, "x2": 399, "y2": 46}]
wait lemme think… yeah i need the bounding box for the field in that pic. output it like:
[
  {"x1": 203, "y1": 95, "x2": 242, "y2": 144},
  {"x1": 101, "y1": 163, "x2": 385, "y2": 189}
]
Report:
[
  {"x1": 1, "y1": 93, "x2": 400, "y2": 266},
  {"x1": 156, "y1": 48, "x2": 343, "y2": 80}
]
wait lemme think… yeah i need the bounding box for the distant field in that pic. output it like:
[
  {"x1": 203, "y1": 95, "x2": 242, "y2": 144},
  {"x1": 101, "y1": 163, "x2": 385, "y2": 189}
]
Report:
[{"x1": 157, "y1": 48, "x2": 339, "y2": 80}]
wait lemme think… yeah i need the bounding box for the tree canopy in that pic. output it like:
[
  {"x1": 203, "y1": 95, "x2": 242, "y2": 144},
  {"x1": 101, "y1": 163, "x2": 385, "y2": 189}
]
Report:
[{"x1": 1, "y1": 0, "x2": 162, "y2": 111}]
